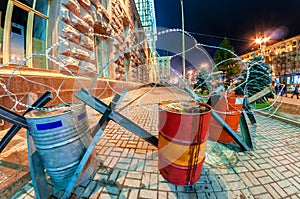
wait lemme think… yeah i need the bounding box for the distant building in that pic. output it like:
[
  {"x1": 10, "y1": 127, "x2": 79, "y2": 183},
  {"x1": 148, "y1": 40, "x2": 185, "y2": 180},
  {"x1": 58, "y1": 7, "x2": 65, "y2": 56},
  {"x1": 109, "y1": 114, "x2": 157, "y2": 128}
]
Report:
[
  {"x1": 0, "y1": 0, "x2": 155, "y2": 130},
  {"x1": 241, "y1": 35, "x2": 300, "y2": 85},
  {"x1": 157, "y1": 56, "x2": 171, "y2": 83},
  {"x1": 134, "y1": 0, "x2": 157, "y2": 82}
]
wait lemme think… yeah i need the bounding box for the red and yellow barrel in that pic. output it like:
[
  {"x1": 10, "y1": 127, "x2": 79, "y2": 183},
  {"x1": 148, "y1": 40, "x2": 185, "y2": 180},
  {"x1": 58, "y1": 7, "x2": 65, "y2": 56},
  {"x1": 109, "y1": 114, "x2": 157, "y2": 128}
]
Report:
[
  {"x1": 209, "y1": 93, "x2": 244, "y2": 143},
  {"x1": 158, "y1": 102, "x2": 212, "y2": 186}
]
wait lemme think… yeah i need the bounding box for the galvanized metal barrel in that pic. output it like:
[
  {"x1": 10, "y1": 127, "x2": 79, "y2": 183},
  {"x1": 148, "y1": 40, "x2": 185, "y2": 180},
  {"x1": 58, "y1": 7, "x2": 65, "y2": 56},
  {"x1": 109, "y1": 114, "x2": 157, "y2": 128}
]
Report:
[{"x1": 26, "y1": 104, "x2": 98, "y2": 190}]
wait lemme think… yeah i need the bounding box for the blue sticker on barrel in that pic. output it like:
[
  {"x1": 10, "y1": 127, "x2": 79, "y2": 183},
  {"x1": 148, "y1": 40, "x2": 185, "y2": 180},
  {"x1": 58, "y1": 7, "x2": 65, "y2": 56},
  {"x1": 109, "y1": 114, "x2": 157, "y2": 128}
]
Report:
[
  {"x1": 77, "y1": 112, "x2": 86, "y2": 121},
  {"x1": 36, "y1": 120, "x2": 63, "y2": 130}
]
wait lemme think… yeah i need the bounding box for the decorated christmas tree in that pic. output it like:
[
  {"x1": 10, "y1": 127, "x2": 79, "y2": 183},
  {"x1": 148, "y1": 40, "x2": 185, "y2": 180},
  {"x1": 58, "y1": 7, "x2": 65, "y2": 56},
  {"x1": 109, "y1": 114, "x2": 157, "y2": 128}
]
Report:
[
  {"x1": 235, "y1": 53, "x2": 274, "y2": 100},
  {"x1": 194, "y1": 68, "x2": 211, "y2": 94}
]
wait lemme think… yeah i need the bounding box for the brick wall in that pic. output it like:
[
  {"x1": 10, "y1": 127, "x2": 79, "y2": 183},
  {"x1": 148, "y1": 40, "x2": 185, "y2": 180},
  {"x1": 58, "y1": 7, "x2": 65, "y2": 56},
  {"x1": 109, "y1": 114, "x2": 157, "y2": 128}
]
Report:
[{"x1": 51, "y1": 0, "x2": 151, "y2": 83}]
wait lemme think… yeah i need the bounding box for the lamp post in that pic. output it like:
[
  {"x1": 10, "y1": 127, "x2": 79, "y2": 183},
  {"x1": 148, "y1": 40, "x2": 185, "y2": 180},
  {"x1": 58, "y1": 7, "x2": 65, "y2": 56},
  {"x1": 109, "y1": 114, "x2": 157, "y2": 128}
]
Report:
[
  {"x1": 255, "y1": 36, "x2": 269, "y2": 55},
  {"x1": 180, "y1": 0, "x2": 185, "y2": 78}
]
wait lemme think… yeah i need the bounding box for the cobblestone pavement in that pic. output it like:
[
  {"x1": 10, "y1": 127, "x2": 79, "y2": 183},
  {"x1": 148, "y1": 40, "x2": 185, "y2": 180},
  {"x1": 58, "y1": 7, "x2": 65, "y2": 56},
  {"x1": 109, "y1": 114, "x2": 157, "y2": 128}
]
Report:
[{"x1": 8, "y1": 87, "x2": 300, "y2": 198}]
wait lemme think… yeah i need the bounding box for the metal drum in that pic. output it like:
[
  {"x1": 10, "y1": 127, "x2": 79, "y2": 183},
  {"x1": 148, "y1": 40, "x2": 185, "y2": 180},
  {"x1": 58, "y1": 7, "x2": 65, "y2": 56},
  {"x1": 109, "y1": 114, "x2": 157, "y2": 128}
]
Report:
[
  {"x1": 158, "y1": 101, "x2": 212, "y2": 186},
  {"x1": 26, "y1": 104, "x2": 98, "y2": 190},
  {"x1": 209, "y1": 93, "x2": 244, "y2": 143}
]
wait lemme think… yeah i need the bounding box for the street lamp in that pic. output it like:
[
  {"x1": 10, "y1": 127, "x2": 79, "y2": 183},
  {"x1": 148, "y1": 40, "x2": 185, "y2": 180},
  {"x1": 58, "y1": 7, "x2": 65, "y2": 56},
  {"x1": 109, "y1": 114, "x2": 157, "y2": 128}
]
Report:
[
  {"x1": 180, "y1": 0, "x2": 185, "y2": 78},
  {"x1": 255, "y1": 36, "x2": 269, "y2": 54}
]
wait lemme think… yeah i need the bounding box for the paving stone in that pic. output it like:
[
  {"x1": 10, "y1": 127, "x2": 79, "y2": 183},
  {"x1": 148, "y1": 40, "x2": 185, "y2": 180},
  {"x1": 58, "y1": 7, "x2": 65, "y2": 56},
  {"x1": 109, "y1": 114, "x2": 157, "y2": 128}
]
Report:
[
  {"x1": 244, "y1": 172, "x2": 261, "y2": 186},
  {"x1": 256, "y1": 193, "x2": 273, "y2": 199},
  {"x1": 149, "y1": 173, "x2": 158, "y2": 190},
  {"x1": 167, "y1": 191, "x2": 177, "y2": 199},
  {"x1": 139, "y1": 189, "x2": 158, "y2": 199},
  {"x1": 225, "y1": 181, "x2": 246, "y2": 191},
  {"x1": 238, "y1": 173, "x2": 253, "y2": 187},
  {"x1": 118, "y1": 189, "x2": 129, "y2": 199},
  {"x1": 243, "y1": 161, "x2": 256, "y2": 171},
  {"x1": 254, "y1": 158, "x2": 268, "y2": 164},
  {"x1": 214, "y1": 191, "x2": 229, "y2": 199},
  {"x1": 281, "y1": 170, "x2": 295, "y2": 178},
  {"x1": 289, "y1": 178, "x2": 300, "y2": 191},
  {"x1": 253, "y1": 170, "x2": 268, "y2": 178},
  {"x1": 249, "y1": 186, "x2": 267, "y2": 195},
  {"x1": 284, "y1": 185, "x2": 299, "y2": 195},
  {"x1": 141, "y1": 172, "x2": 151, "y2": 189},
  {"x1": 270, "y1": 182, "x2": 288, "y2": 198},
  {"x1": 258, "y1": 176, "x2": 273, "y2": 184},
  {"x1": 108, "y1": 169, "x2": 120, "y2": 182},
  {"x1": 262, "y1": 170, "x2": 277, "y2": 182},
  {"x1": 270, "y1": 168, "x2": 286, "y2": 180},
  {"x1": 102, "y1": 185, "x2": 120, "y2": 195},
  {"x1": 198, "y1": 175, "x2": 210, "y2": 184},
  {"x1": 241, "y1": 189, "x2": 255, "y2": 199},
  {"x1": 248, "y1": 160, "x2": 261, "y2": 170},
  {"x1": 277, "y1": 179, "x2": 291, "y2": 188},
  {"x1": 287, "y1": 164, "x2": 300, "y2": 174},
  {"x1": 276, "y1": 166, "x2": 288, "y2": 172},
  {"x1": 234, "y1": 166, "x2": 249, "y2": 173},
  {"x1": 205, "y1": 192, "x2": 217, "y2": 199},
  {"x1": 124, "y1": 179, "x2": 140, "y2": 188},
  {"x1": 158, "y1": 191, "x2": 167, "y2": 199},
  {"x1": 128, "y1": 188, "x2": 139, "y2": 199},
  {"x1": 177, "y1": 192, "x2": 197, "y2": 199},
  {"x1": 126, "y1": 171, "x2": 143, "y2": 180},
  {"x1": 264, "y1": 184, "x2": 281, "y2": 198},
  {"x1": 158, "y1": 182, "x2": 174, "y2": 192},
  {"x1": 74, "y1": 185, "x2": 86, "y2": 197},
  {"x1": 211, "y1": 179, "x2": 223, "y2": 192},
  {"x1": 291, "y1": 195, "x2": 300, "y2": 199},
  {"x1": 223, "y1": 174, "x2": 241, "y2": 182},
  {"x1": 81, "y1": 180, "x2": 98, "y2": 198}
]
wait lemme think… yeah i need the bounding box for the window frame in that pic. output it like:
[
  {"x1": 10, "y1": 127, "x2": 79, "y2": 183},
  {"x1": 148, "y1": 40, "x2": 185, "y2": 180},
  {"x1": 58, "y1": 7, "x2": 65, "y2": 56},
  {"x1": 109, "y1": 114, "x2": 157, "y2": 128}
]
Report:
[{"x1": 2, "y1": 0, "x2": 49, "y2": 68}]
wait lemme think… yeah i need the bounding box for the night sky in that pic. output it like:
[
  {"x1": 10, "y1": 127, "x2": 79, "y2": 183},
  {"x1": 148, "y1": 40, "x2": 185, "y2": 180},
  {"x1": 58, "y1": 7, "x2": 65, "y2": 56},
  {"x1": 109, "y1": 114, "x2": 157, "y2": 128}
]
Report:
[{"x1": 154, "y1": 0, "x2": 300, "y2": 56}]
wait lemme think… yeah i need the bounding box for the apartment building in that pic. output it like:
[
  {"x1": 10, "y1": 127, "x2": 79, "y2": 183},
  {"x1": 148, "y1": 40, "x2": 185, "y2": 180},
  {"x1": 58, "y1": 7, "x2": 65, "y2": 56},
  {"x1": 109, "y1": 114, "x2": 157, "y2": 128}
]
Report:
[{"x1": 240, "y1": 35, "x2": 300, "y2": 85}]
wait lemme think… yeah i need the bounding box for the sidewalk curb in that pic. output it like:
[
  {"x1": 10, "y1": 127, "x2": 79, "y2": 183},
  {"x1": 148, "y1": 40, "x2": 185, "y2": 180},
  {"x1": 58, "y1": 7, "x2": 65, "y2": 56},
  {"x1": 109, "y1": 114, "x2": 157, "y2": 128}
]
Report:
[{"x1": 255, "y1": 110, "x2": 300, "y2": 128}]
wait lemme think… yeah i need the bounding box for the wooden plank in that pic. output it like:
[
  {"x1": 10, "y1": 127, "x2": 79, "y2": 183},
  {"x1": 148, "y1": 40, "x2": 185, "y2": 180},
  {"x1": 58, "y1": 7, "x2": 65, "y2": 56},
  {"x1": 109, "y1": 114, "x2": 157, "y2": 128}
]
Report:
[{"x1": 248, "y1": 87, "x2": 272, "y2": 103}]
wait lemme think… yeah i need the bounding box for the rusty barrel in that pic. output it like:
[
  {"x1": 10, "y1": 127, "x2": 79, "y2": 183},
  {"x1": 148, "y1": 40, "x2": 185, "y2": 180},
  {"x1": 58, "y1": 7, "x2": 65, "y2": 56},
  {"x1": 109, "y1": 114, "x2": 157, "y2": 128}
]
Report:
[
  {"x1": 158, "y1": 101, "x2": 212, "y2": 186},
  {"x1": 209, "y1": 93, "x2": 244, "y2": 143},
  {"x1": 26, "y1": 104, "x2": 98, "y2": 190}
]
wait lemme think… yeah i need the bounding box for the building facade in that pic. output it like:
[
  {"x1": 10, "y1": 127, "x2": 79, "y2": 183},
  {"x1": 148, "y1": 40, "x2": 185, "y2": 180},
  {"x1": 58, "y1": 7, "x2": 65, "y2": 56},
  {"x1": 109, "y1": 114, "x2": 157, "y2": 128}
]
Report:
[
  {"x1": 0, "y1": 0, "x2": 154, "y2": 129},
  {"x1": 134, "y1": 0, "x2": 157, "y2": 82},
  {"x1": 241, "y1": 35, "x2": 300, "y2": 85},
  {"x1": 157, "y1": 56, "x2": 171, "y2": 83}
]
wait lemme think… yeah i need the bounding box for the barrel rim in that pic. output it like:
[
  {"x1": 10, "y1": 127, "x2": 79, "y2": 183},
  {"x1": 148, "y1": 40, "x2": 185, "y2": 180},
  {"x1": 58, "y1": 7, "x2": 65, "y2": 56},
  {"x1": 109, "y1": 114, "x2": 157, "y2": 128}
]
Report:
[
  {"x1": 159, "y1": 101, "x2": 212, "y2": 116},
  {"x1": 25, "y1": 103, "x2": 86, "y2": 119}
]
